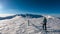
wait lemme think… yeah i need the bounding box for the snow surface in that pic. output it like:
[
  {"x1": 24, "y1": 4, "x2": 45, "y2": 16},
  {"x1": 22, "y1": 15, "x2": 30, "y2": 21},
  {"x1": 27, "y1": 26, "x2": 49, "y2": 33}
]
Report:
[{"x1": 0, "y1": 14, "x2": 60, "y2": 34}]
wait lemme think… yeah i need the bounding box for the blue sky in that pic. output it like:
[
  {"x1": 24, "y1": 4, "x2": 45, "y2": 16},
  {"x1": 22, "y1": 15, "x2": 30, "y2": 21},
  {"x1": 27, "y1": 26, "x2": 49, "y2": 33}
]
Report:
[{"x1": 0, "y1": 0, "x2": 60, "y2": 17}]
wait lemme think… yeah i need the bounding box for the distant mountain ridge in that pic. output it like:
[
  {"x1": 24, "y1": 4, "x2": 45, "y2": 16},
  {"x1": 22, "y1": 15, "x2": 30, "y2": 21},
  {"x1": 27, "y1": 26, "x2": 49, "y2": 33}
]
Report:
[
  {"x1": 0, "y1": 14, "x2": 43, "y2": 20},
  {"x1": 0, "y1": 14, "x2": 59, "y2": 20},
  {"x1": 17, "y1": 14, "x2": 43, "y2": 18},
  {"x1": 0, "y1": 15, "x2": 16, "y2": 20}
]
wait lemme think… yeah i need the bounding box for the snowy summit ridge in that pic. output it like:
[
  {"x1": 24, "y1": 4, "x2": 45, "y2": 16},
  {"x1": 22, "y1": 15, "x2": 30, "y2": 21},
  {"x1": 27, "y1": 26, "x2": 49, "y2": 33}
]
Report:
[{"x1": 0, "y1": 14, "x2": 59, "y2": 34}]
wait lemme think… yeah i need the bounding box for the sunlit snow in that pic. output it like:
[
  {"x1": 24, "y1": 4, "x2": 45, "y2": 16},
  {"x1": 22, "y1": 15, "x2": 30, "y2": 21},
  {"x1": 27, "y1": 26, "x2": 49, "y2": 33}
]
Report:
[{"x1": 0, "y1": 14, "x2": 59, "y2": 34}]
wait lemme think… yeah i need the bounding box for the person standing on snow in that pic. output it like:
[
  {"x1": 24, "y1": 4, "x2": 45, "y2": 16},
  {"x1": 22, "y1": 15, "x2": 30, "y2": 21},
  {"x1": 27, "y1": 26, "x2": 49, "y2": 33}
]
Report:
[{"x1": 43, "y1": 17, "x2": 47, "y2": 31}]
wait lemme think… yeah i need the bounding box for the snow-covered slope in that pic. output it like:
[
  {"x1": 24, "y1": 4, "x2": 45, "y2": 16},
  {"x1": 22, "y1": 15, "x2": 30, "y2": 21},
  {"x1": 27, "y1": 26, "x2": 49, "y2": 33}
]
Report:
[{"x1": 0, "y1": 14, "x2": 60, "y2": 34}]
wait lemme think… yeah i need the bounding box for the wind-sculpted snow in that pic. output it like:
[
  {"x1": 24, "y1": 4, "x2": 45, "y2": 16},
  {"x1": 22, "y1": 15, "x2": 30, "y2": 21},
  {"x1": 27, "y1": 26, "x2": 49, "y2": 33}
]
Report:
[
  {"x1": 47, "y1": 17, "x2": 60, "y2": 30},
  {"x1": 0, "y1": 15, "x2": 44, "y2": 34},
  {"x1": 0, "y1": 14, "x2": 60, "y2": 34}
]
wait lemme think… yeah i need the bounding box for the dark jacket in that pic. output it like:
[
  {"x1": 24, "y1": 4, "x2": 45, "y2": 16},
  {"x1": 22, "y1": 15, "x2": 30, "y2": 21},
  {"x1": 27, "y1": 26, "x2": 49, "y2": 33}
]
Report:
[{"x1": 43, "y1": 17, "x2": 47, "y2": 25}]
